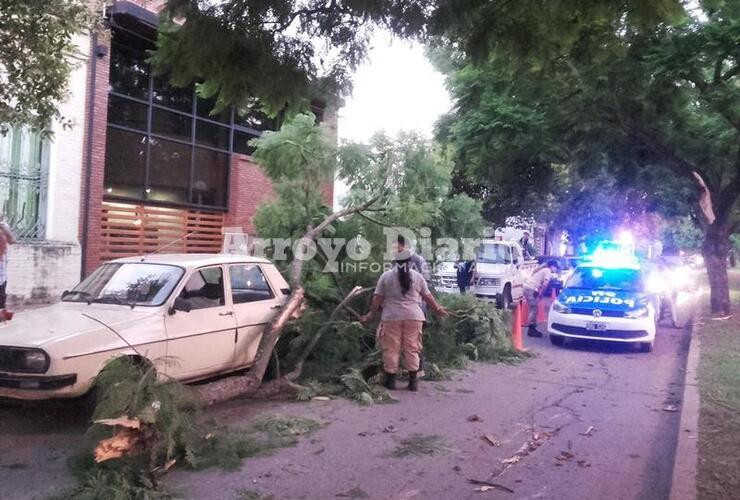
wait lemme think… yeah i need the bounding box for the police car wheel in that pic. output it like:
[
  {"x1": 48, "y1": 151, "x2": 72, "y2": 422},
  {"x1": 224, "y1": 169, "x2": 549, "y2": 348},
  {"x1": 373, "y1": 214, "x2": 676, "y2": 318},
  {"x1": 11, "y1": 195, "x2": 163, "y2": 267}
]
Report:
[
  {"x1": 550, "y1": 335, "x2": 565, "y2": 346},
  {"x1": 639, "y1": 342, "x2": 653, "y2": 353}
]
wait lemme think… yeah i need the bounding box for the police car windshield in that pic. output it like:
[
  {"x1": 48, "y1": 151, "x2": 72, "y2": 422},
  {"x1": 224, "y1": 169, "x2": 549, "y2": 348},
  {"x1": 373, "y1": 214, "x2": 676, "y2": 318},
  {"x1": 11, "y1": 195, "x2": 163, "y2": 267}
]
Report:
[
  {"x1": 566, "y1": 267, "x2": 644, "y2": 293},
  {"x1": 476, "y1": 244, "x2": 512, "y2": 264}
]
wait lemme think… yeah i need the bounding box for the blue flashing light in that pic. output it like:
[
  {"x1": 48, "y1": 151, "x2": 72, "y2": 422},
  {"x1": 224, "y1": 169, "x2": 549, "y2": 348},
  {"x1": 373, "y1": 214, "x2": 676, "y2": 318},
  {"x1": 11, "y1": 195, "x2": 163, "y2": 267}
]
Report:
[{"x1": 585, "y1": 244, "x2": 640, "y2": 269}]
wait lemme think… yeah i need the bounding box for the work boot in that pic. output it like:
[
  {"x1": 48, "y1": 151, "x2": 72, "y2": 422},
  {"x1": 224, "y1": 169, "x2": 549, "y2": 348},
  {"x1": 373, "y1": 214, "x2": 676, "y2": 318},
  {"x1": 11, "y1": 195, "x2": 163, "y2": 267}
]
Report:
[
  {"x1": 407, "y1": 371, "x2": 418, "y2": 392},
  {"x1": 383, "y1": 372, "x2": 397, "y2": 390},
  {"x1": 527, "y1": 325, "x2": 543, "y2": 338}
]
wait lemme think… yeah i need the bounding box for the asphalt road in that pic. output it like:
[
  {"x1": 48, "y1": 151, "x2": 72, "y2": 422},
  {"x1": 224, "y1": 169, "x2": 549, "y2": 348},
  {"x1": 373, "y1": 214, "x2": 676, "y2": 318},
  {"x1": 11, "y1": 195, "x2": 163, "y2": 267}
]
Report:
[{"x1": 0, "y1": 320, "x2": 693, "y2": 500}]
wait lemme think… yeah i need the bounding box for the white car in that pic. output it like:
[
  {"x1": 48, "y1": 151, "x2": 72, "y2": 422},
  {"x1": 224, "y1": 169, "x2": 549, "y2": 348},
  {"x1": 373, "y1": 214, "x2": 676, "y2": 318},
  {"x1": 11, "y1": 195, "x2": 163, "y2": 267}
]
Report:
[
  {"x1": 0, "y1": 254, "x2": 289, "y2": 400},
  {"x1": 548, "y1": 263, "x2": 659, "y2": 352},
  {"x1": 432, "y1": 261, "x2": 461, "y2": 294}
]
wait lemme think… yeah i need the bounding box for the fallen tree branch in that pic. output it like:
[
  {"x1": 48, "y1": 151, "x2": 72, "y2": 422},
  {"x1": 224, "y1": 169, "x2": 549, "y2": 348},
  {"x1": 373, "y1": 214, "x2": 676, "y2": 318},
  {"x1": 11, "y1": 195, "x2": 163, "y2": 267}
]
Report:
[{"x1": 195, "y1": 288, "x2": 306, "y2": 405}]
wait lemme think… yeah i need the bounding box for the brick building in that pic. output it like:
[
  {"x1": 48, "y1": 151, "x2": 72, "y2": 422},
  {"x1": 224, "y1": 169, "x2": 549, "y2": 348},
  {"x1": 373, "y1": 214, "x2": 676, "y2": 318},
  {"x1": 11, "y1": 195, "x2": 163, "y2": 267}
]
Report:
[{"x1": 1, "y1": 0, "x2": 335, "y2": 304}]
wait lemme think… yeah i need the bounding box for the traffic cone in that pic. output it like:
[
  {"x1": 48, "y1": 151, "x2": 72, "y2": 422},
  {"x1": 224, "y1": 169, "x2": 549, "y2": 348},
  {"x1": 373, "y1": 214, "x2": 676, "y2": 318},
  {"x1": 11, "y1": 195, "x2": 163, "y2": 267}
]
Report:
[
  {"x1": 536, "y1": 294, "x2": 547, "y2": 323},
  {"x1": 520, "y1": 298, "x2": 529, "y2": 327},
  {"x1": 512, "y1": 301, "x2": 524, "y2": 351}
]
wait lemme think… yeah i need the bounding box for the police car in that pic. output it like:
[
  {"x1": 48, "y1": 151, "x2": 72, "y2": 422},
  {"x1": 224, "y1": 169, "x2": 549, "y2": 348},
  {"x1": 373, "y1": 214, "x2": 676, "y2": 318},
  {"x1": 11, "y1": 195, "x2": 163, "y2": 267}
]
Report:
[{"x1": 548, "y1": 261, "x2": 660, "y2": 352}]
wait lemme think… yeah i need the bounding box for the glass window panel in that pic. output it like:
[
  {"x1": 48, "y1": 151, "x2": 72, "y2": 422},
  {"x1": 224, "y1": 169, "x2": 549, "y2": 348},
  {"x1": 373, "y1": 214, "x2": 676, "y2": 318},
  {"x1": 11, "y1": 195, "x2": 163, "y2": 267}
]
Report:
[
  {"x1": 197, "y1": 97, "x2": 231, "y2": 123},
  {"x1": 109, "y1": 42, "x2": 150, "y2": 100},
  {"x1": 151, "y1": 108, "x2": 192, "y2": 142},
  {"x1": 233, "y1": 130, "x2": 258, "y2": 156},
  {"x1": 192, "y1": 147, "x2": 228, "y2": 207},
  {"x1": 180, "y1": 268, "x2": 225, "y2": 309},
  {"x1": 108, "y1": 95, "x2": 148, "y2": 131},
  {"x1": 152, "y1": 76, "x2": 193, "y2": 113},
  {"x1": 195, "y1": 120, "x2": 230, "y2": 150},
  {"x1": 104, "y1": 128, "x2": 147, "y2": 199},
  {"x1": 147, "y1": 137, "x2": 191, "y2": 204},
  {"x1": 229, "y1": 265, "x2": 274, "y2": 304}
]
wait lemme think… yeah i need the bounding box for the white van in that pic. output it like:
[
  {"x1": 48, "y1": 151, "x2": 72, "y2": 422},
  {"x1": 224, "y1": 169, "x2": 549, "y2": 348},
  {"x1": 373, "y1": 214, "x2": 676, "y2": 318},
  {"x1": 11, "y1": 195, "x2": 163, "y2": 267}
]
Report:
[{"x1": 474, "y1": 240, "x2": 538, "y2": 308}]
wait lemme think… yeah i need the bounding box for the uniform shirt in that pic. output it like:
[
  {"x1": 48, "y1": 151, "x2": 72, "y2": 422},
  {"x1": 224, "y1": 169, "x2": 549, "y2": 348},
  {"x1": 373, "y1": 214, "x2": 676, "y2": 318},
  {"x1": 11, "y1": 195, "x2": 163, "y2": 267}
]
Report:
[
  {"x1": 524, "y1": 267, "x2": 552, "y2": 291},
  {"x1": 375, "y1": 267, "x2": 430, "y2": 322},
  {"x1": 408, "y1": 252, "x2": 430, "y2": 280}
]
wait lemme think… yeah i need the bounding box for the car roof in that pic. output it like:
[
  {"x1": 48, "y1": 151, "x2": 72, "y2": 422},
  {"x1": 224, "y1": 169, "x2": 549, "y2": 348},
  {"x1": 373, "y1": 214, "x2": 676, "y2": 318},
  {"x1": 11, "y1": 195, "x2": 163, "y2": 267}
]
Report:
[{"x1": 110, "y1": 253, "x2": 272, "y2": 268}]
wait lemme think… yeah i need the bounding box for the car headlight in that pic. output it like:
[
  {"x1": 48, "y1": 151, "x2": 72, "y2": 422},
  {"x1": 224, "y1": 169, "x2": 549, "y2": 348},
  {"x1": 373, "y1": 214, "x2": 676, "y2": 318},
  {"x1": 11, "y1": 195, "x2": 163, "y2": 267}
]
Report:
[
  {"x1": 552, "y1": 301, "x2": 571, "y2": 314},
  {"x1": 624, "y1": 307, "x2": 649, "y2": 319},
  {"x1": 4, "y1": 348, "x2": 51, "y2": 373}
]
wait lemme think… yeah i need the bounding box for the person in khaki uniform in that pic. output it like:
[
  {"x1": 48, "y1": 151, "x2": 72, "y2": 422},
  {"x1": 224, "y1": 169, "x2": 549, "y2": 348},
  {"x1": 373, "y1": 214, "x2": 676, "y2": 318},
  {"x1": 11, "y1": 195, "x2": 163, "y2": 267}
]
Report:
[
  {"x1": 361, "y1": 255, "x2": 448, "y2": 391},
  {"x1": 524, "y1": 260, "x2": 559, "y2": 337}
]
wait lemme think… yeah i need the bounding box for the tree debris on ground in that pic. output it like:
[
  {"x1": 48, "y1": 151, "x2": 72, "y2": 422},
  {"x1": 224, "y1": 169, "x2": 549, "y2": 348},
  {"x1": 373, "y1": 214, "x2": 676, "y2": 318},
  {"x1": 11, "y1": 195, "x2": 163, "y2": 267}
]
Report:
[
  {"x1": 58, "y1": 358, "x2": 321, "y2": 499},
  {"x1": 500, "y1": 429, "x2": 554, "y2": 467}
]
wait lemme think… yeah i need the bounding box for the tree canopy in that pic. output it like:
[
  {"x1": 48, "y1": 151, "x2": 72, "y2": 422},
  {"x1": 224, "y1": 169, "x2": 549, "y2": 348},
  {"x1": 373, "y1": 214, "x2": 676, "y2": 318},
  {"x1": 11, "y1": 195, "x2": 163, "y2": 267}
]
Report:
[
  {"x1": 434, "y1": 0, "x2": 739, "y2": 313},
  {"x1": 0, "y1": 0, "x2": 89, "y2": 133}
]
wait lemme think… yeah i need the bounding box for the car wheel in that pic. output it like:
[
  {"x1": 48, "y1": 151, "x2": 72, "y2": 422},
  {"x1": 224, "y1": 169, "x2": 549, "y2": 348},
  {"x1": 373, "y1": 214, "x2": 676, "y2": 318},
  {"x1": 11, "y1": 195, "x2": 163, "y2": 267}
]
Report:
[
  {"x1": 550, "y1": 335, "x2": 565, "y2": 346},
  {"x1": 496, "y1": 284, "x2": 512, "y2": 310},
  {"x1": 639, "y1": 342, "x2": 653, "y2": 353}
]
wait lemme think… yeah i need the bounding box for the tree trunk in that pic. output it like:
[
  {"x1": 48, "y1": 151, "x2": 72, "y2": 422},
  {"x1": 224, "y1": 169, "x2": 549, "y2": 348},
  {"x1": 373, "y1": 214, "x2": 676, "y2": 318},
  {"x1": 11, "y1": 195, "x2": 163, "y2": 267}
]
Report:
[{"x1": 702, "y1": 223, "x2": 732, "y2": 316}]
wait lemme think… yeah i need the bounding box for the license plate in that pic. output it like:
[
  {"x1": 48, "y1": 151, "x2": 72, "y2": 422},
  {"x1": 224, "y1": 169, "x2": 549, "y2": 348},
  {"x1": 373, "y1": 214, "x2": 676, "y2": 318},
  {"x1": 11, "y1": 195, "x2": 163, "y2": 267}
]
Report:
[{"x1": 585, "y1": 321, "x2": 608, "y2": 331}]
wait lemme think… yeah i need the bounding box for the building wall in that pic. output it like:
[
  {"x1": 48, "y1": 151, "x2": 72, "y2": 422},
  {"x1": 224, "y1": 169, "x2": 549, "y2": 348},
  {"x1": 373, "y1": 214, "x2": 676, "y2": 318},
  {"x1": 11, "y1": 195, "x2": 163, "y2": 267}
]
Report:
[
  {"x1": 79, "y1": 30, "x2": 112, "y2": 276},
  {"x1": 224, "y1": 156, "x2": 275, "y2": 234},
  {"x1": 7, "y1": 243, "x2": 82, "y2": 306},
  {"x1": 5, "y1": 34, "x2": 90, "y2": 305}
]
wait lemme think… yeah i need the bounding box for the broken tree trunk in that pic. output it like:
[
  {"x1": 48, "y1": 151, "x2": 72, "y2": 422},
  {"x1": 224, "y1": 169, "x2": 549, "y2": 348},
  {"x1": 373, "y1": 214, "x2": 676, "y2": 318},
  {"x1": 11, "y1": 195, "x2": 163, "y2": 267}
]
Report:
[
  {"x1": 195, "y1": 288, "x2": 305, "y2": 405},
  {"x1": 196, "y1": 192, "x2": 384, "y2": 406}
]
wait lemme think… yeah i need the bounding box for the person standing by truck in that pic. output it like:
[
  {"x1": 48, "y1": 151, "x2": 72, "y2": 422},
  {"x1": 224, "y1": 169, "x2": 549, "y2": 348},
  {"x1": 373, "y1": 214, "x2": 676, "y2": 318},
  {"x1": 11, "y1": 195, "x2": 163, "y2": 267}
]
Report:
[
  {"x1": 520, "y1": 231, "x2": 536, "y2": 260},
  {"x1": 524, "y1": 260, "x2": 559, "y2": 337},
  {"x1": 456, "y1": 260, "x2": 474, "y2": 294}
]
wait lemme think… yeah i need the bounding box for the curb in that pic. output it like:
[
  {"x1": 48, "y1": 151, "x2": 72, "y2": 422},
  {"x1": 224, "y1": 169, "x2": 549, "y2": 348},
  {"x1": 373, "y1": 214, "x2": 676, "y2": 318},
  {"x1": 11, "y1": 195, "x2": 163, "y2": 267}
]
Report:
[{"x1": 669, "y1": 321, "x2": 701, "y2": 500}]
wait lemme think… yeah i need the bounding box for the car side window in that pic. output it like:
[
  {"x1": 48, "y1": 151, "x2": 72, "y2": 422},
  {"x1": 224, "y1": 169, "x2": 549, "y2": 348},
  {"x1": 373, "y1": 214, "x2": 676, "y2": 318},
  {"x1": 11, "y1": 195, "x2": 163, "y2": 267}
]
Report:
[
  {"x1": 229, "y1": 265, "x2": 274, "y2": 304},
  {"x1": 179, "y1": 267, "x2": 225, "y2": 310}
]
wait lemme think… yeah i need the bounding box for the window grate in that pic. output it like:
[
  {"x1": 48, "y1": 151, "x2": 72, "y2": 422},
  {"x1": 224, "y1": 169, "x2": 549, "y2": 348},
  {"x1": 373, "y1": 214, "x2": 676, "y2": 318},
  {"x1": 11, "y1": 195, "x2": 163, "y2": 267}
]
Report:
[{"x1": 0, "y1": 127, "x2": 48, "y2": 240}]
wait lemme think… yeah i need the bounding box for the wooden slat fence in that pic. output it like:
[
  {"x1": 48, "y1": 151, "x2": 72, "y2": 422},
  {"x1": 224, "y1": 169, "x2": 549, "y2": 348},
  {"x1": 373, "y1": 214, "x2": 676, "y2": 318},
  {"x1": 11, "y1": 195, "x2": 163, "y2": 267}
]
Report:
[{"x1": 100, "y1": 201, "x2": 225, "y2": 261}]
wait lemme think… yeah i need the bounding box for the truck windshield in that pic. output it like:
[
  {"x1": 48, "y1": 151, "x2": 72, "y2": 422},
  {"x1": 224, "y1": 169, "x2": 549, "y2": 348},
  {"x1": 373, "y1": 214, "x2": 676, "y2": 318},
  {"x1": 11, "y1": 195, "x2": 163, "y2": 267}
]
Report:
[
  {"x1": 63, "y1": 263, "x2": 184, "y2": 306},
  {"x1": 477, "y1": 244, "x2": 512, "y2": 264},
  {"x1": 566, "y1": 267, "x2": 644, "y2": 293}
]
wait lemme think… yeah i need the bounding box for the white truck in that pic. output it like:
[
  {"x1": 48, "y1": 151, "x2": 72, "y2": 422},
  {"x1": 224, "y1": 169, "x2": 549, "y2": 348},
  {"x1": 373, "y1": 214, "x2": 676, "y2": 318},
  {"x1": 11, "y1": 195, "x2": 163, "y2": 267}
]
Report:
[{"x1": 473, "y1": 240, "x2": 538, "y2": 309}]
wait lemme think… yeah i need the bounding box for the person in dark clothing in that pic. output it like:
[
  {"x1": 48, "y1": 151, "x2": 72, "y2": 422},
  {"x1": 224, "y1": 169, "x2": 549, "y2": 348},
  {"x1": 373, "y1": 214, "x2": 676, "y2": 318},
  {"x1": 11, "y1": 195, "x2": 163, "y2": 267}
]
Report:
[{"x1": 456, "y1": 260, "x2": 474, "y2": 294}]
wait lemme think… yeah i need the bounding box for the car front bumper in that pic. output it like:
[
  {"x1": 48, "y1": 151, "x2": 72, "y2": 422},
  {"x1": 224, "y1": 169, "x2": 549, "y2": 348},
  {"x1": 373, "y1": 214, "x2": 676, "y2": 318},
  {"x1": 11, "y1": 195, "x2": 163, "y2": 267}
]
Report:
[
  {"x1": 548, "y1": 311, "x2": 655, "y2": 343},
  {"x1": 0, "y1": 372, "x2": 79, "y2": 400}
]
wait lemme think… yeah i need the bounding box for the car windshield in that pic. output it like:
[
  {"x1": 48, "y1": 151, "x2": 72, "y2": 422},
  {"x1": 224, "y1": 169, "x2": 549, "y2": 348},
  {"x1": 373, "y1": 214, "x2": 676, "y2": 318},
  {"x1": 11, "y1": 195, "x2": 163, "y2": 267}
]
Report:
[
  {"x1": 566, "y1": 267, "x2": 644, "y2": 292},
  {"x1": 477, "y1": 244, "x2": 512, "y2": 264},
  {"x1": 63, "y1": 263, "x2": 184, "y2": 306}
]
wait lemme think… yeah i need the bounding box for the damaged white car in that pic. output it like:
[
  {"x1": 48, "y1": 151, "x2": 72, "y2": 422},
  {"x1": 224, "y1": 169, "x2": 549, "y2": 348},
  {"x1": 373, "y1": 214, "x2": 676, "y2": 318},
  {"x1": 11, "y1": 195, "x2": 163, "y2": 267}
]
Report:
[{"x1": 0, "y1": 254, "x2": 290, "y2": 400}]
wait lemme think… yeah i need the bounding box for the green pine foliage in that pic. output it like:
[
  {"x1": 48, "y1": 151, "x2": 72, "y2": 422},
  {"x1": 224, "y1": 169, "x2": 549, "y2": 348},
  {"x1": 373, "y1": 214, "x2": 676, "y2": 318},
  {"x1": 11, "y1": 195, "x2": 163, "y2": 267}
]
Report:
[
  {"x1": 61, "y1": 358, "x2": 322, "y2": 498},
  {"x1": 0, "y1": 0, "x2": 90, "y2": 133}
]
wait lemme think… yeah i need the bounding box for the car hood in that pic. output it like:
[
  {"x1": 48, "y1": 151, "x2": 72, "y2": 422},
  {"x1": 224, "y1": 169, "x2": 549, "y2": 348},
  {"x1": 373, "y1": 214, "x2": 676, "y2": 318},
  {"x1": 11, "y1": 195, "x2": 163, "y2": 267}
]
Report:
[
  {"x1": 0, "y1": 302, "x2": 162, "y2": 348},
  {"x1": 475, "y1": 262, "x2": 511, "y2": 276},
  {"x1": 558, "y1": 288, "x2": 649, "y2": 312}
]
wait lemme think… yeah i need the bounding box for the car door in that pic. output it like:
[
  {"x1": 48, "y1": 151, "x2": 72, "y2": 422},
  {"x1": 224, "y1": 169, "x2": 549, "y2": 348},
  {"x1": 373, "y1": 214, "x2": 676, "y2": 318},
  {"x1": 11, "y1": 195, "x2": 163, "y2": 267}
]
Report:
[
  {"x1": 228, "y1": 264, "x2": 283, "y2": 367},
  {"x1": 164, "y1": 265, "x2": 237, "y2": 380}
]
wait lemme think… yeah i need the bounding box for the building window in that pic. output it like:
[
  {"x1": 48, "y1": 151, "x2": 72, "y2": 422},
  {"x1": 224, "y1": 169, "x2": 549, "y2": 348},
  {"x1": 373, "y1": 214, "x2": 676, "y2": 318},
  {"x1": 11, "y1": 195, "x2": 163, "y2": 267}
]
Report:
[
  {"x1": 104, "y1": 29, "x2": 277, "y2": 210},
  {"x1": 0, "y1": 127, "x2": 47, "y2": 239}
]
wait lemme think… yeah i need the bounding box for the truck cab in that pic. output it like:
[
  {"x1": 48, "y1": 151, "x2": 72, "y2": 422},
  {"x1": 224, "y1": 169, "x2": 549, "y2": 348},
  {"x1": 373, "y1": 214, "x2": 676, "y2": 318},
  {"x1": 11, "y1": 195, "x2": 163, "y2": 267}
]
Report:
[{"x1": 473, "y1": 240, "x2": 537, "y2": 308}]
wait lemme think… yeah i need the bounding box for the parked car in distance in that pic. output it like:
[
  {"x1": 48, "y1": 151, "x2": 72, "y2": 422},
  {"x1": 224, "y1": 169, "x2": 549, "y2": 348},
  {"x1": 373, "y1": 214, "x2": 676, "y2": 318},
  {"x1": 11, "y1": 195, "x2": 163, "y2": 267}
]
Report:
[
  {"x1": 432, "y1": 261, "x2": 460, "y2": 294},
  {"x1": 0, "y1": 254, "x2": 290, "y2": 400}
]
